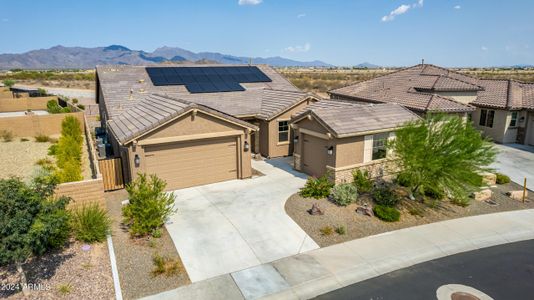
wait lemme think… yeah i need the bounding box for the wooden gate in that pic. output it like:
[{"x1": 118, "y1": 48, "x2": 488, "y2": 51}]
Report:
[{"x1": 98, "y1": 158, "x2": 125, "y2": 191}]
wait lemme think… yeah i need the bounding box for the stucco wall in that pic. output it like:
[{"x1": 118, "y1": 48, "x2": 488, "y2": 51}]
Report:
[
  {"x1": 435, "y1": 91, "x2": 477, "y2": 105},
  {"x1": 0, "y1": 96, "x2": 57, "y2": 112},
  {"x1": 472, "y1": 108, "x2": 513, "y2": 143},
  {"x1": 55, "y1": 177, "x2": 105, "y2": 210},
  {"x1": 0, "y1": 111, "x2": 85, "y2": 137}
]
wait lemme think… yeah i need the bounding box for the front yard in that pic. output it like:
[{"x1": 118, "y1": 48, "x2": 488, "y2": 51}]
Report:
[{"x1": 286, "y1": 180, "x2": 534, "y2": 248}]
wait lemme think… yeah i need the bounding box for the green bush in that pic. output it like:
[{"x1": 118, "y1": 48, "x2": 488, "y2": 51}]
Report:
[
  {"x1": 396, "y1": 173, "x2": 414, "y2": 187},
  {"x1": 72, "y1": 98, "x2": 79, "y2": 104},
  {"x1": 56, "y1": 160, "x2": 82, "y2": 183},
  {"x1": 495, "y1": 173, "x2": 511, "y2": 184},
  {"x1": 123, "y1": 174, "x2": 176, "y2": 237},
  {"x1": 35, "y1": 134, "x2": 51, "y2": 143},
  {"x1": 352, "y1": 169, "x2": 373, "y2": 193},
  {"x1": 334, "y1": 225, "x2": 347, "y2": 235},
  {"x1": 423, "y1": 185, "x2": 445, "y2": 200},
  {"x1": 372, "y1": 187, "x2": 400, "y2": 207},
  {"x1": 47, "y1": 100, "x2": 62, "y2": 114},
  {"x1": 61, "y1": 116, "x2": 82, "y2": 144},
  {"x1": 50, "y1": 116, "x2": 83, "y2": 183},
  {"x1": 70, "y1": 204, "x2": 111, "y2": 243},
  {"x1": 2, "y1": 79, "x2": 15, "y2": 88},
  {"x1": 373, "y1": 205, "x2": 400, "y2": 222},
  {"x1": 330, "y1": 183, "x2": 358, "y2": 206},
  {"x1": 77, "y1": 104, "x2": 85, "y2": 110},
  {"x1": 299, "y1": 173, "x2": 334, "y2": 199},
  {"x1": 20, "y1": 138, "x2": 30, "y2": 142},
  {"x1": 48, "y1": 144, "x2": 58, "y2": 155},
  {"x1": 0, "y1": 130, "x2": 13, "y2": 142},
  {"x1": 320, "y1": 226, "x2": 334, "y2": 236}
]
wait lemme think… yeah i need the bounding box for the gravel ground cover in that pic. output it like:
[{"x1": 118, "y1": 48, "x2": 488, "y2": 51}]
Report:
[
  {"x1": 106, "y1": 190, "x2": 190, "y2": 300},
  {"x1": 0, "y1": 138, "x2": 54, "y2": 180},
  {"x1": 0, "y1": 240, "x2": 114, "y2": 299},
  {"x1": 286, "y1": 182, "x2": 534, "y2": 247}
]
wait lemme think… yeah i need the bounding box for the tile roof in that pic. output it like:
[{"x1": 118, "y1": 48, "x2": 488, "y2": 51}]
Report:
[
  {"x1": 293, "y1": 101, "x2": 420, "y2": 137},
  {"x1": 107, "y1": 94, "x2": 258, "y2": 144},
  {"x1": 96, "y1": 64, "x2": 312, "y2": 121},
  {"x1": 329, "y1": 64, "x2": 534, "y2": 112}
]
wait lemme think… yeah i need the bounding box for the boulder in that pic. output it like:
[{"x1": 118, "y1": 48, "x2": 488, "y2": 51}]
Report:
[
  {"x1": 356, "y1": 203, "x2": 374, "y2": 217},
  {"x1": 481, "y1": 172, "x2": 497, "y2": 185},
  {"x1": 472, "y1": 189, "x2": 492, "y2": 201},
  {"x1": 506, "y1": 190, "x2": 528, "y2": 201},
  {"x1": 308, "y1": 203, "x2": 324, "y2": 215}
]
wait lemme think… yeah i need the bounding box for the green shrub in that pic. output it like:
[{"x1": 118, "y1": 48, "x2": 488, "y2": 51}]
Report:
[
  {"x1": 352, "y1": 169, "x2": 373, "y2": 193},
  {"x1": 320, "y1": 226, "x2": 334, "y2": 236},
  {"x1": 56, "y1": 160, "x2": 82, "y2": 183},
  {"x1": 299, "y1": 174, "x2": 333, "y2": 199},
  {"x1": 48, "y1": 144, "x2": 58, "y2": 155},
  {"x1": 2, "y1": 79, "x2": 15, "y2": 88},
  {"x1": 495, "y1": 173, "x2": 511, "y2": 184},
  {"x1": 334, "y1": 225, "x2": 347, "y2": 235},
  {"x1": 70, "y1": 204, "x2": 111, "y2": 243},
  {"x1": 0, "y1": 130, "x2": 13, "y2": 142},
  {"x1": 46, "y1": 100, "x2": 62, "y2": 114},
  {"x1": 423, "y1": 185, "x2": 445, "y2": 200},
  {"x1": 34, "y1": 134, "x2": 51, "y2": 143},
  {"x1": 372, "y1": 187, "x2": 400, "y2": 207},
  {"x1": 123, "y1": 174, "x2": 176, "y2": 237},
  {"x1": 451, "y1": 196, "x2": 470, "y2": 207},
  {"x1": 152, "y1": 253, "x2": 182, "y2": 277},
  {"x1": 373, "y1": 205, "x2": 400, "y2": 222},
  {"x1": 20, "y1": 138, "x2": 30, "y2": 142},
  {"x1": 152, "y1": 229, "x2": 162, "y2": 238},
  {"x1": 77, "y1": 104, "x2": 85, "y2": 110},
  {"x1": 331, "y1": 183, "x2": 358, "y2": 206},
  {"x1": 72, "y1": 98, "x2": 79, "y2": 104},
  {"x1": 61, "y1": 116, "x2": 82, "y2": 144},
  {"x1": 396, "y1": 173, "x2": 414, "y2": 187}
]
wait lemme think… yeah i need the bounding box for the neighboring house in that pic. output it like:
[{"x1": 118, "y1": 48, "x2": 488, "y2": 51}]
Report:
[
  {"x1": 291, "y1": 101, "x2": 420, "y2": 183},
  {"x1": 96, "y1": 64, "x2": 319, "y2": 189},
  {"x1": 329, "y1": 63, "x2": 534, "y2": 145}
]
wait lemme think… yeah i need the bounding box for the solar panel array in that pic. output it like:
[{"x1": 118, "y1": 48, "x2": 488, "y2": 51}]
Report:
[{"x1": 145, "y1": 66, "x2": 272, "y2": 93}]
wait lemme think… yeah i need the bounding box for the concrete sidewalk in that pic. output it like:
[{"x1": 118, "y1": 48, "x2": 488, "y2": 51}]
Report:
[{"x1": 143, "y1": 209, "x2": 534, "y2": 300}]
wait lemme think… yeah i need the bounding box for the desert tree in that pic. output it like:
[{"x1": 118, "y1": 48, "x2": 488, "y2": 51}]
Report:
[{"x1": 389, "y1": 114, "x2": 497, "y2": 204}]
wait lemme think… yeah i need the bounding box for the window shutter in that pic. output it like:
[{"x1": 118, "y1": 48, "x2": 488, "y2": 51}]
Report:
[{"x1": 363, "y1": 135, "x2": 373, "y2": 163}]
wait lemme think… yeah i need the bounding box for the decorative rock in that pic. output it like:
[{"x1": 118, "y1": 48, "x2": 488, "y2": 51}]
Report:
[
  {"x1": 472, "y1": 189, "x2": 492, "y2": 201},
  {"x1": 506, "y1": 190, "x2": 528, "y2": 201},
  {"x1": 356, "y1": 203, "x2": 374, "y2": 217},
  {"x1": 308, "y1": 203, "x2": 324, "y2": 215},
  {"x1": 481, "y1": 172, "x2": 497, "y2": 185}
]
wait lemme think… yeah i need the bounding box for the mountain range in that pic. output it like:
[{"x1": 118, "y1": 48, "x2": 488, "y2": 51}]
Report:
[{"x1": 0, "y1": 45, "x2": 335, "y2": 69}]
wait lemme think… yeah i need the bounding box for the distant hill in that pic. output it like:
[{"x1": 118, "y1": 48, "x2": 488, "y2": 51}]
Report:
[
  {"x1": 0, "y1": 45, "x2": 333, "y2": 69},
  {"x1": 354, "y1": 62, "x2": 380, "y2": 69}
]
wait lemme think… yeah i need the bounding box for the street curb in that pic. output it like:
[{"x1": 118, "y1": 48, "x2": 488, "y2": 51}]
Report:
[{"x1": 107, "y1": 234, "x2": 123, "y2": 300}]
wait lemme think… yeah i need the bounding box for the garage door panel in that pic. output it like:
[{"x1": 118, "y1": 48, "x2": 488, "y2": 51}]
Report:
[
  {"x1": 302, "y1": 134, "x2": 328, "y2": 177},
  {"x1": 144, "y1": 137, "x2": 238, "y2": 190}
]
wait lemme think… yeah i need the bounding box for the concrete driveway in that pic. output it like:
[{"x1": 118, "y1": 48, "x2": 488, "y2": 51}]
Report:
[
  {"x1": 492, "y1": 144, "x2": 534, "y2": 190},
  {"x1": 165, "y1": 157, "x2": 319, "y2": 282}
]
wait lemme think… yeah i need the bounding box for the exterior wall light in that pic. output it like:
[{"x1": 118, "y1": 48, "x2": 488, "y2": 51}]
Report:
[
  {"x1": 134, "y1": 154, "x2": 140, "y2": 167},
  {"x1": 327, "y1": 146, "x2": 334, "y2": 155},
  {"x1": 244, "y1": 141, "x2": 249, "y2": 152},
  {"x1": 294, "y1": 136, "x2": 299, "y2": 143}
]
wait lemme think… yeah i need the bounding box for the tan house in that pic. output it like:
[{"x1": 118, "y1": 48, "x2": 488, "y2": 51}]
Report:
[
  {"x1": 329, "y1": 63, "x2": 534, "y2": 145},
  {"x1": 291, "y1": 101, "x2": 420, "y2": 183},
  {"x1": 96, "y1": 64, "x2": 319, "y2": 190}
]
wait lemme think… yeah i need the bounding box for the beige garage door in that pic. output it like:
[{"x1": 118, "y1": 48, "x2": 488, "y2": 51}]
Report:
[
  {"x1": 302, "y1": 134, "x2": 328, "y2": 178},
  {"x1": 144, "y1": 137, "x2": 238, "y2": 190}
]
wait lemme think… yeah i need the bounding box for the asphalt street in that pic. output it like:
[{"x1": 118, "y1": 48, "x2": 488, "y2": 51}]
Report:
[{"x1": 316, "y1": 239, "x2": 534, "y2": 300}]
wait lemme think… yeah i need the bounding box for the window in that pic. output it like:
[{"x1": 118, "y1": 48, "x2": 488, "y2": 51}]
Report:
[
  {"x1": 372, "y1": 132, "x2": 388, "y2": 160},
  {"x1": 479, "y1": 109, "x2": 495, "y2": 128},
  {"x1": 510, "y1": 112, "x2": 518, "y2": 127},
  {"x1": 278, "y1": 121, "x2": 289, "y2": 142}
]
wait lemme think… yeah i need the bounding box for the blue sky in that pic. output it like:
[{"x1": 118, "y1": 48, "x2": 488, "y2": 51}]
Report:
[{"x1": 1, "y1": 0, "x2": 533, "y2": 67}]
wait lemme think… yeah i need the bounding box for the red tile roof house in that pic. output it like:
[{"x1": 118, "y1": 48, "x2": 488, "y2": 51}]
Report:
[
  {"x1": 329, "y1": 64, "x2": 534, "y2": 146},
  {"x1": 95, "y1": 64, "x2": 320, "y2": 190}
]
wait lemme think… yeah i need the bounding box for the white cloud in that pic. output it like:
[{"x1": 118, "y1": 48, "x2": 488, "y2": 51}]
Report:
[
  {"x1": 297, "y1": 13, "x2": 306, "y2": 18},
  {"x1": 283, "y1": 42, "x2": 311, "y2": 53},
  {"x1": 381, "y1": 0, "x2": 423, "y2": 22},
  {"x1": 454, "y1": 5, "x2": 461, "y2": 9},
  {"x1": 238, "y1": 0, "x2": 262, "y2": 5},
  {"x1": 481, "y1": 46, "x2": 488, "y2": 51}
]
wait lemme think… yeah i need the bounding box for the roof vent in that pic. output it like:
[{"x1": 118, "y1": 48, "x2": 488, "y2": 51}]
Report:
[
  {"x1": 138, "y1": 79, "x2": 145, "y2": 83},
  {"x1": 421, "y1": 58, "x2": 425, "y2": 65}
]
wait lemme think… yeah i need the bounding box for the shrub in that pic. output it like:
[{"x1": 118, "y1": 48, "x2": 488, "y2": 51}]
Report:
[
  {"x1": 70, "y1": 204, "x2": 111, "y2": 243},
  {"x1": 55, "y1": 136, "x2": 81, "y2": 168},
  {"x1": 372, "y1": 187, "x2": 400, "y2": 207},
  {"x1": 152, "y1": 253, "x2": 182, "y2": 277},
  {"x1": 331, "y1": 183, "x2": 358, "y2": 206},
  {"x1": 2, "y1": 79, "x2": 15, "y2": 88},
  {"x1": 352, "y1": 169, "x2": 372, "y2": 193},
  {"x1": 299, "y1": 173, "x2": 333, "y2": 199},
  {"x1": 495, "y1": 173, "x2": 511, "y2": 184},
  {"x1": 57, "y1": 284, "x2": 72, "y2": 295},
  {"x1": 423, "y1": 185, "x2": 445, "y2": 200},
  {"x1": 46, "y1": 100, "x2": 62, "y2": 114},
  {"x1": 373, "y1": 205, "x2": 400, "y2": 222},
  {"x1": 56, "y1": 160, "x2": 82, "y2": 183},
  {"x1": 451, "y1": 196, "x2": 470, "y2": 207},
  {"x1": 0, "y1": 130, "x2": 13, "y2": 142},
  {"x1": 48, "y1": 144, "x2": 58, "y2": 155},
  {"x1": 72, "y1": 98, "x2": 79, "y2": 104},
  {"x1": 61, "y1": 116, "x2": 82, "y2": 144},
  {"x1": 152, "y1": 229, "x2": 162, "y2": 238},
  {"x1": 123, "y1": 174, "x2": 176, "y2": 237},
  {"x1": 51, "y1": 116, "x2": 83, "y2": 183},
  {"x1": 396, "y1": 173, "x2": 413, "y2": 187},
  {"x1": 34, "y1": 134, "x2": 51, "y2": 143},
  {"x1": 20, "y1": 138, "x2": 30, "y2": 142},
  {"x1": 334, "y1": 225, "x2": 347, "y2": 235},
  {"x1": 319, "y1": 226, "x2": 334, "y2": 236},
  {"x1": 77, "y1": 104, "x2": 85, "y2": 110}
]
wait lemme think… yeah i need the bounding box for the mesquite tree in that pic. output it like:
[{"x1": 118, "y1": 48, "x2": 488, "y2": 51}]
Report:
[{"x1": 389, "y1": 114, "x2": 497, "y2": 204}]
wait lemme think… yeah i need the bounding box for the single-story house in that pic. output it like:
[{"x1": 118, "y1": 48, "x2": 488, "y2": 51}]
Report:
[
  {"x1": 328, "y1": 63, "x2": 534, "y2": 145},
  {"x1": 291, "y1": 101, "x2": 420, "y2": 183},
  {"x1": 96, "y1": 64, "x2": 319, "y2": 189}
]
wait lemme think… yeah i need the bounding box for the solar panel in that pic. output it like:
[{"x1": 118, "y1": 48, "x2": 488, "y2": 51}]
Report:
[{"x1": 146, "y1": 66, "x2": 272, "y2": 92}]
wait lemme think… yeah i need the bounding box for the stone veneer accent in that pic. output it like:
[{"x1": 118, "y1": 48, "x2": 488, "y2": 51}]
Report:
[{"x1": 327, "y1": 159, "x2": 397, "y2": 184}]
